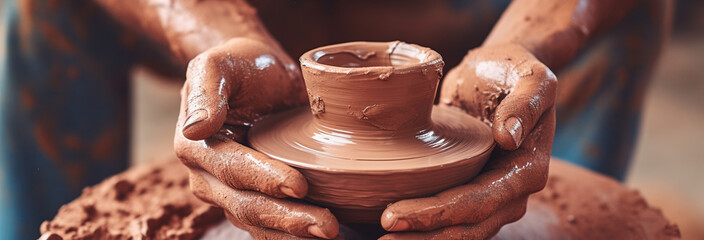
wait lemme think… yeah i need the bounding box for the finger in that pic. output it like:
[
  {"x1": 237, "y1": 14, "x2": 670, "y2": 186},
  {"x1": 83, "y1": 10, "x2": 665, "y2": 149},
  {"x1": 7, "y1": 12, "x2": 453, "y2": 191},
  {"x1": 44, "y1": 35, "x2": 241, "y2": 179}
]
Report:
[
  {"x1": 493, "y1": 61, "x2": 557, "y2": 150},
  {"x1": 380, "y1": 183, "x2": 500, "y2": 232},
  {"x1": 175, "y1": 88, "x2": 308, "y2": 199},
  {"x1": 227, "y1": 213, "x2": 346, "y2": 240},
  {"x1": 190, "y1": 169, "x2": 340, "y2": 239},
  {"x1": 181, "y1": 50, "x2": 232, "y2": 140},
  {"x1": 224, "y1": 212, "x2": 320, "y2": 240},
  {"x1": 381, "y1": 109, "x2": 554, "y2": 232},
  {"x1": 379, "y1": 198, "x2": 527, "y2": 240},
  {"x1": 226, "y1": 213, "x2": 346, "y2": 240},
  {"x1": 439, "y1": 62, "x2": 486, "y2": 120},
  {"x1": 175, "y1": 135, "x2": 309, "y2": 198}
]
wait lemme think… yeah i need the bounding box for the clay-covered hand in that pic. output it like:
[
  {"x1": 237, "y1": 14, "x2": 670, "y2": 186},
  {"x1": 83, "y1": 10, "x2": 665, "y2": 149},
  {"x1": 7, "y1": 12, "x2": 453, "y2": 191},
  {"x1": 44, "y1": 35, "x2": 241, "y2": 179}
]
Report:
[
  {"x1": 174, "y1": 38, "x2": 340, "y2": 239},
  {"x1": 379, "y1": 43, "x2": 557, "y2": 239}
]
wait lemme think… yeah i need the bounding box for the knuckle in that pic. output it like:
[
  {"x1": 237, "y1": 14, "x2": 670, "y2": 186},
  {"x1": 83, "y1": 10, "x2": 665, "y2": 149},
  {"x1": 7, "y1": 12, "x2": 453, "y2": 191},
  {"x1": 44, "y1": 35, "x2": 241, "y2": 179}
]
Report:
[
  {"x1": 504, "y1": 200, "x2": 529, "y2": 224},
  {"x1": 231, "y1": 197, "x2": 258, "y2": 226},
  {"x1": 173, "y1": 140, "x2": 191, "y2": 163},
  {"x1": 187, "y1": 175, "x2": 212, "y2": 204},
  {"x1": 537, "y1": 64, "x2": 558, "y2": 84},
  {"x1": 186, "y1": 56, "x2": 199, "y2": 71},
  {"x1": 188, "y1": 54, "x2": 207, "y2": 72},
  {"x1": 236, "y1": 194, "x2": 275, "y2": 227},
  {"x1": 173, "y1": 139, "x2": 205, "y2": 171},
  {"x1": 198, "y1": 49, "x2": 219, "y2": 64},
  {"x1": 525, "y1": 62, "x2": 556, "y2": 83},
  {"x1": 536, "y1": 170, "x2": 549, "y2": 191},
  {"x1": 189, "y1": 183, "x2": 208, "y2": 202},
  {"x1": 514, "y1": 202, "x2": 528, "y2": 221},
  {"x1": 189, "y1": 51, "x2": 222, "y2": 74},
  {"x1": 471, "y1": 207, "x2": 494, "y2": 224},
  {"x1": 529, "y1": 163, "x2": 550, "y2": 193},
  {"x1": 203, "y1": 52, "x2": 222, "y2": 67},
  {"x1": 524, "y1": 174, "x2": 548, "y2": 195},
  {"x1": 179, "y1": 84, "x2": 188, "y2": 97}
]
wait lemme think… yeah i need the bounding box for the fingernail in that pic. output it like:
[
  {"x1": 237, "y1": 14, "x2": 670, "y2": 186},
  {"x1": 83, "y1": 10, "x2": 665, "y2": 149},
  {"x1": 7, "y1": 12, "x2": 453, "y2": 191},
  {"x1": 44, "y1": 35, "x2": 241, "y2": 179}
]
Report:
[
  {"x1": 308, "y1": 225, "x2": 331, "y2": 239},
  {"x1": 387, "y1": 219, "x2": 409, "y2": 232},
  {"x1": 504, "y1": 117, "x2": 523, "y2": 148},
  {"x1": 280, "y1": 185, "x2": 302, "y2": 199},
  {"x1": 184, "y1": 109, "x2": 208, "y2": 130}
]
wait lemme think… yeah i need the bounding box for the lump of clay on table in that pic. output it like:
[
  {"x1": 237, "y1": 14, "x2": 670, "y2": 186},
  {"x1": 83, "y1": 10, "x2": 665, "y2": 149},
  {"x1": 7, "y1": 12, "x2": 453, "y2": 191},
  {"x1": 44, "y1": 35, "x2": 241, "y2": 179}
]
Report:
[{"x1": 39, "y1": 161, "x2": 224, "y2": 240}]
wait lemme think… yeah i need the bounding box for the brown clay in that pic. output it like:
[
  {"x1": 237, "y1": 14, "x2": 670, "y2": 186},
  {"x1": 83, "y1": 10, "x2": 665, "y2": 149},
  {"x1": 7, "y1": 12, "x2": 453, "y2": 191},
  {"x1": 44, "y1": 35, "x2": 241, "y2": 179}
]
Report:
[
  {"x1": 40, "y1": 158, "x2": 679, "y2": 239},
  {"x1": 249, "y1": 41, "x2": 495, "y2": 223},
  {"x1": 494, "y1": 160, "x2": 681, "y2": 240},
  {"x1": 39, "y1": 160, "x2": 223, "y2": 240}
]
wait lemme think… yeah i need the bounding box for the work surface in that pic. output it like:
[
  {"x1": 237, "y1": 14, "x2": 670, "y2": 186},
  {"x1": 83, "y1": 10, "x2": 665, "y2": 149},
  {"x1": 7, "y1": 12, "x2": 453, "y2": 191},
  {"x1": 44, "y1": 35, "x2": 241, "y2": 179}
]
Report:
[{"x1": 40, "y1": 158, "x2": 679, "y2": 239}]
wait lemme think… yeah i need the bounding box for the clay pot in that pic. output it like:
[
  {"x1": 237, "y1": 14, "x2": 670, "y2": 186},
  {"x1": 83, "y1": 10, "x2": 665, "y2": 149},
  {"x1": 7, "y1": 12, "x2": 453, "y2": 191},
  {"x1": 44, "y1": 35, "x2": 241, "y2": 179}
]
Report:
[{"x1": 249, "y1": 41, "x2": 494, "y2": 223}]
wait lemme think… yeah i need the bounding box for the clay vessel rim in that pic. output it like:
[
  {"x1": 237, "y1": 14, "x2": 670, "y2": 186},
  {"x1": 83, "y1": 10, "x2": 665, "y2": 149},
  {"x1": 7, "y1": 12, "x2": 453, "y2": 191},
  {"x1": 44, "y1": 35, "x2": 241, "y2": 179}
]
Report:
[{"x1": 299, "y1": 41, "x2": 444, "y2": 76}]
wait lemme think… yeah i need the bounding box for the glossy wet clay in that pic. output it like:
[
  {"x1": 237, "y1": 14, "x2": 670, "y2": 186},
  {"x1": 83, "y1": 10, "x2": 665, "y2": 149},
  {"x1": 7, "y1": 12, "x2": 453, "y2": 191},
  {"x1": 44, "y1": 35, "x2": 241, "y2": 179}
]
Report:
[{"x1": 249, "y1": 41, "x2": 495, "y2": 223}]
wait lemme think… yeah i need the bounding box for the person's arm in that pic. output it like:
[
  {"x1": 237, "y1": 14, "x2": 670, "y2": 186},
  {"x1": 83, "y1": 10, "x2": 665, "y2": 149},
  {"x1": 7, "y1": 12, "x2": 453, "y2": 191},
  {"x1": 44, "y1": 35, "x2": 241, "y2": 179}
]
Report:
[
  {"x1": 381, "y1": 1, "x2": 644, "y2": 239},
  {"x1": 94, "y1": 0, "x2": 284, "y2": 64},
  {"x1": 95, "y1": 1, "x2": 339, "y2": 239},
  {"x1": 485, "y1": 0, "x2": 641, "y2": 70}
]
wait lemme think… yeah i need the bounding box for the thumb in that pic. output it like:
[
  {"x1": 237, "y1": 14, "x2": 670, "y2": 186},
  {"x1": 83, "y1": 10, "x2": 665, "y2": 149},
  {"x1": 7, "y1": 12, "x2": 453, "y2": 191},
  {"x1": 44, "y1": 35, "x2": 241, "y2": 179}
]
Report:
[
  {"x1": 181, "y1": 53, "x2": 231, "y2": 140},
  {"x1": 493, "y1": 62, "x2": 557, "y2": 150}
]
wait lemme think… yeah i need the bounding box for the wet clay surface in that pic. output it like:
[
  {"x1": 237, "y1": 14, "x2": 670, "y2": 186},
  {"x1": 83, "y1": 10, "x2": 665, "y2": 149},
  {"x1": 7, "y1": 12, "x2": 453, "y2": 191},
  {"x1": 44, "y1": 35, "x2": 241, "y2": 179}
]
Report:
[
  {"x1": 39, "y1": 160, "x2": 224, "y2": 240},
  {"x1": 494, "y1": 160, "x2": 680, "y2": 240},
  {"x1": 249, "y1": 42, "x2": 495, "y2": 222}
]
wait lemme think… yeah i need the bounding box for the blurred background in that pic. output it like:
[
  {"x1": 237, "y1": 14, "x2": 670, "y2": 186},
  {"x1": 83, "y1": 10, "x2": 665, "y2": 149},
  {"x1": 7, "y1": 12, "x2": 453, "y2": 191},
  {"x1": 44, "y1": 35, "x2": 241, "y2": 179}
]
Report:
[{"x1": 1, "y1": 0, "x2": 703, "y2": 239}]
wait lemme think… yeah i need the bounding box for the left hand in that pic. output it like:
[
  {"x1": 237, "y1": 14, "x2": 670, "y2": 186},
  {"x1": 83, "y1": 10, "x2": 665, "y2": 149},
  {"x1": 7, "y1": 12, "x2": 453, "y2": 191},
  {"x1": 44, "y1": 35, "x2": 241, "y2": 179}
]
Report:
[{"x1": 379, "y1": 43, "x2": 557, "y2": 239}]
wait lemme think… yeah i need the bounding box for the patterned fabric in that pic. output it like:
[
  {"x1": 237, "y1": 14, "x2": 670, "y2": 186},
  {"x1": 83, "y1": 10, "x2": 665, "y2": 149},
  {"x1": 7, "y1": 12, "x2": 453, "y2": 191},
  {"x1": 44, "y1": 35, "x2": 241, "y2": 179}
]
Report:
[
  {"x1": 0, "y1": 1, "x2": 133, "y2": 239},
  {"x1": 552, "y1": 0, "x2": 670, "y2": 180}
]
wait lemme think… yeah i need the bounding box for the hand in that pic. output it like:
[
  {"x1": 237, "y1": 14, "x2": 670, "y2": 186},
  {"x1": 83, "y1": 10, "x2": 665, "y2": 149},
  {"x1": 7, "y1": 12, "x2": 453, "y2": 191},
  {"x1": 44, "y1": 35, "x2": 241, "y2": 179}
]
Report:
[
  {"x1": 379, "y1": 43, "x2": 557, "y2": 239},
  {"x1": 174, "y1": 38, "x2": 340, "y2": 239}
]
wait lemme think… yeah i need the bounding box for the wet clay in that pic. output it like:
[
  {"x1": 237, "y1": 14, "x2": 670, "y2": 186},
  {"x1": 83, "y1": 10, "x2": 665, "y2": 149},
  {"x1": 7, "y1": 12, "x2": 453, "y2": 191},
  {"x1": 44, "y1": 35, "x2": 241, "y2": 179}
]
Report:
[
  {"x1": 494, "y1": 159, "x2": 680, "y2": 240},
  {"x1": 39, "y1": 160, "x2": 223, "y2": 240},
  {"x1": 248, "y1": 41, "x2": 495, "y2": 223}
]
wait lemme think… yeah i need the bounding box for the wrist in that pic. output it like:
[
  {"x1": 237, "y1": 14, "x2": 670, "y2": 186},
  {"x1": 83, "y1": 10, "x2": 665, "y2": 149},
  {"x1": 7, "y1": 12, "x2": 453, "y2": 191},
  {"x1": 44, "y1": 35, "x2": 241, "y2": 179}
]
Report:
[{"x1": 152, "y1": 0, "x2": 281, "y2": 64}]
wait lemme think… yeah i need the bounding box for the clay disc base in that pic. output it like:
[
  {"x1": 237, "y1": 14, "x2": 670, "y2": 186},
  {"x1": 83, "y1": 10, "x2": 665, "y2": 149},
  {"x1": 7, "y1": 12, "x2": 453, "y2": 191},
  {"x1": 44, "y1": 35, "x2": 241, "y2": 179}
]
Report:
[
  {"x1": 249, "y1": 105, "x2": 495, "y2": 222},
  {"x1": 250, "y1": 105, "x2": 494, "y2": 172}
]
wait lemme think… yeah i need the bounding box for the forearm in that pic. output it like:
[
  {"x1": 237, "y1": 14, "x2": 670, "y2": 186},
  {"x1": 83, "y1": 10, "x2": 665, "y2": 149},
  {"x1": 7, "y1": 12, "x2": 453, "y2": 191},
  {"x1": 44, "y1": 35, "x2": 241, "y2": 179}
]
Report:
[
  {"x1": 94, "y1": 0, "x2": 284, "y2": 64},
  {"x1": 484, "y1": 0, "x2": 641, "y2": 70}
]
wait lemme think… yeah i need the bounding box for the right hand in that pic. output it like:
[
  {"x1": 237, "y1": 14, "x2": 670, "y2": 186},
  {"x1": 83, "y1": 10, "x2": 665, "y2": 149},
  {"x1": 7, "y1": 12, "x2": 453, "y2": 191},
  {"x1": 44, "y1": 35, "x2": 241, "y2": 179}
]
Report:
[{"x1": 173, "y1": 38, "x2": 340, "y2": 239}]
